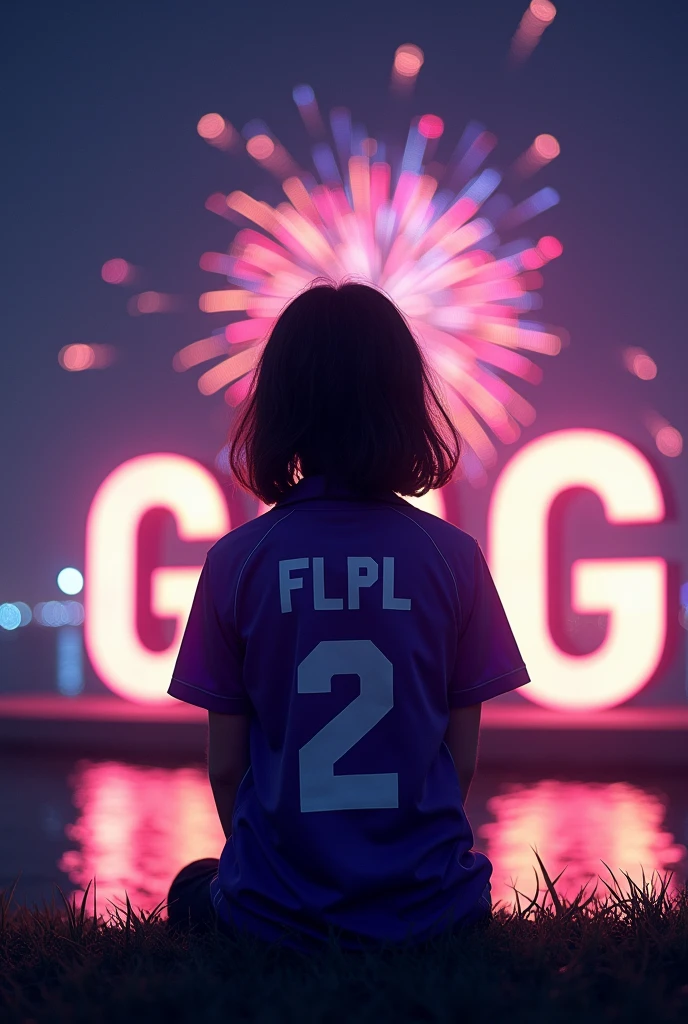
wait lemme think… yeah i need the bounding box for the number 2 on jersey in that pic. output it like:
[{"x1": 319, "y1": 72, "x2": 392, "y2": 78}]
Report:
[{"x1": 298, "y1": 639, "x2": 399, "y2": 813}]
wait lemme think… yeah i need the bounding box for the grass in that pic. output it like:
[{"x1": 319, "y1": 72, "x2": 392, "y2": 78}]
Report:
[{"x1": 1, "y1": 852, "x2": 687, "y2": 1023}]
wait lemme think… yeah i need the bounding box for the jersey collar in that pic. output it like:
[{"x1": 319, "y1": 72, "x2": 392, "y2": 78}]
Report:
[{"x1": 274, "y1": 474, "x2": 409, "y2": 508}]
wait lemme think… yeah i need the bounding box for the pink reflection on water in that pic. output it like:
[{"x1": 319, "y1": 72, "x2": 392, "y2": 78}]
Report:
[
  {"x1": 60, "y1": 761, "x2": 224, "y2": 916},
  {"x1": 478, "y1": 780, "x2": 686, "y2": 909},
  {"x1": 60, "y1": 765, "x2": 686, "y2": 919}
]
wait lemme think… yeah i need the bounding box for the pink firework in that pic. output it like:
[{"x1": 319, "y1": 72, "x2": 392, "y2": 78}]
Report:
[{"x1": 175, "y1": 81, "x2": 564, "y2": 485}]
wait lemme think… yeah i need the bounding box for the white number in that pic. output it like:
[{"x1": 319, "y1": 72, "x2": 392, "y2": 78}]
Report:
[{"x1": 298, "y1": 639, "x2": 399, "y2": 813}]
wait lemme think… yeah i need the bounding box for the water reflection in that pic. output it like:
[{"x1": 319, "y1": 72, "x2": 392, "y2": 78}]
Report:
[
  {"x1": 60, "y1": 761, "x2": 223, "y2": 915},
  {"x1": 478, "y1": 779, "x2": 686, "y2": 908},
  {"x1": 59, "y1": 762, "x2": 687, "y2": 917}
]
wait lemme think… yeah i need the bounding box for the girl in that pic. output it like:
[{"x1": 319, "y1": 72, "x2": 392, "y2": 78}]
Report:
[{"x1": 166, "y1": 281, "x2": 530, "y2": 951}]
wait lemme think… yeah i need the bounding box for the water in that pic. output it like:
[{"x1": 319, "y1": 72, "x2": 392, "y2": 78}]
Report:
[{"x1": 2, "y1": 753, "x2": 686, "y2": 917}]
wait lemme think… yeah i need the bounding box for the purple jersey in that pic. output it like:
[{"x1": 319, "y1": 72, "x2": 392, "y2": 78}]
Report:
[{"x1": 168, "y1": 474, "x2": 529, "y2": 950}]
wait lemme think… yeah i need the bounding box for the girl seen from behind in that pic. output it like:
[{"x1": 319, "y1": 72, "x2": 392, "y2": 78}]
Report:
[{"x1": 166, "y1": 280, "x2": 530, "y2": 951}]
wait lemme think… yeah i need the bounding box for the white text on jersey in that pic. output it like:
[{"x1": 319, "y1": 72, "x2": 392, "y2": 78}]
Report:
[{"x1": 278, "y1": 557, "x2": 412, "y2": 613}]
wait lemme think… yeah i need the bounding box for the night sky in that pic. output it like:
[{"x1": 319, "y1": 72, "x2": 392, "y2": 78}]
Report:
[{"x1": 2, "y1": 0, "x2": 686, "y2": 631}]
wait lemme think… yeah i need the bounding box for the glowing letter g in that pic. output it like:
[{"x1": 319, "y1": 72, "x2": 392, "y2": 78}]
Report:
[
  {"x1": 488, "y1": 429, "x2": 667, "y2": 712},
  {"x1": 85, "y1": 454, "x2": 230, "y2": 703}
]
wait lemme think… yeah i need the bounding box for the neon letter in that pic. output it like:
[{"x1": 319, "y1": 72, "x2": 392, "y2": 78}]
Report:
[
  {"x1": 488, "y1": 429, "x2": 667, "y2": 711},
  {"x1": 85, "y1": 454, "x2": 230, "y2": 703}
]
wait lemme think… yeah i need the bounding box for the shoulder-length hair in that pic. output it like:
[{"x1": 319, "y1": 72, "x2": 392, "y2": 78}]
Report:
[{"x1": 228, "y1": 280, "x2": 461, "y2": 504}]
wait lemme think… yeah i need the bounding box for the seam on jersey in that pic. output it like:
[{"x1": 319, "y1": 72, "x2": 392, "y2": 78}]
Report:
[
  {"x1": 233, "y1": 509, "x2": 297, "y2": 633},
  {"x1": 170, "y1": 676, "x2": 250, "y2": 704},
  {"x1": 448, "y1": 664, "x2": 528, "y2": 694},
  {"x1": 387, "y1": 508, "x2": 462, "y2": 627}
]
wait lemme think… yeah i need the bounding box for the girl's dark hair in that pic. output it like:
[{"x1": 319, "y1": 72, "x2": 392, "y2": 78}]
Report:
[{"x1": 228, "y1": 280, "x2": 462, "y2": 504}]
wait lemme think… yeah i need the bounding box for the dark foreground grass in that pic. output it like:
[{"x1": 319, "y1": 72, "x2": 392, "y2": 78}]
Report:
[{"x1": 1, "y1": 854, "x2": 687, "y2": 1024}]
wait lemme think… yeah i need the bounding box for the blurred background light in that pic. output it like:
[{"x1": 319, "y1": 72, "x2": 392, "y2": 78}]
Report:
[
  {"x1": 127, "y1": 292, "x2": 177, "y2": 315},
  {"x1": 56, "y1": 626, "x2": 84, "y2": 696},
  {"x1": 391, "y1": 44, "x2": 424, "y2": 95},
  {"x1": 418, "y1": 114, "x2": 444, "y2": 140},
  {"x1": 510, "y1": 1, "x2": 557, "y2": 64},
  {"x1": 39, "y1": 601, "x2": 71, "y2": 627},
  {"x1": 246, "y1": 134, "x2": 275, "y2": 161},
  {"x1": 533, "y1": 133, "x2": 560, "y2": 160},
  {"x1": 291, "y1": 83, "x2": 325, "y2": 136},
  {"x1": 58, "y1": 343, "x2": 116, "y2": 371},
  {"x1": 13, "y1": 601, "x2": 32, "y2": 626},
  {"x1": 514, "y1": 134, "x2": 561, "y2": 177},
  {"x1": 59, "y1": 344, "x2": 94, "y2": 371},
  {"x1": 536, "y1": 235, "x2": 564, "y2": 261},
  {"x1": 292, "y1": 84, "x2": 315, "y2": 107},
  {"x1": 197, "y1": 113, "x2": 225, "y2": 140},
  {"x1": 393, "y1": 43, "x2": 424, "y2": 77},
  {"x1": 32, "y1": 601, "x2": 84, "y2": 627},
  {"x1": 57, "y1": 567, "x2": 84, "y2": 595},
  {"x1": 101, "y1": 258, "x2": 136, "y2": 286},
  {"x1": 196, "y1": 113, "x2": 237, "y2": 151},
  {"x1": 680, "y1": 582, "x2": 688, "y2": 631},
  {"x1": 644, "y1": 412, "x2": 684, "y2": 458},
  {"x1": 529, "y1": 0, "x2": 557, "y2": 28},
  {"x1": 656, "y1": 425, "x2": 683, "y2": 458},
  {"x1": 0, "y1": 603, "x2": 22, "y2": 631},
  {"x1": 623, "y1": 346, "x2": 658, "y2": 380}
]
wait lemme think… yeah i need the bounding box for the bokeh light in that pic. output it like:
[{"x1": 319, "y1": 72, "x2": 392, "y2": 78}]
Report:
[
  {"x1": 623, "y1": 346, "x2": 658, "y2": 380},
  {"x1": 655, "y1": 425, "x2": 683, "y2": 458},
  {"x1": 13, "y1": 601, "x2": 32, "y2": 626},
  {"x1": 515, "y1": 135, "x2": 561, "y2": 177},
  {"x1": 33, "y1": 600, "x2": 85, "y2": 627},
  {"x1": 0, "y1": 603, "x2": 22, "y2": 630},
  {"x1": 196, "y1": 113, "x2": 237, "y2": 151},
  {"x1": 645, "y1": 411, "x2": 683, "y2": 458},
  {"x1": 510, "y1": 1, "x2": 557, "y2": 64},
  {"x1": 59, "y1": 344, "x2": 116, "y2": 371},
  {"x1": 127, "y1": 292, "x2": 177, "y2": 315},
  {"x1": 101, "y1": 258, "x2": 135, "y2": 285},
  {"x1": 393, "y1": 43, "x2": 424, "y2": 78},
  {"x1": 59, "y1": 344, "x2": 95, "y2": 371},
  {"x1": 292, "y1": 84, "x2": 315, "y2": 107},
  {"x1": 197, "y1": 113, "x2": 225, "y2": 140},
  {"x1": 536, "y1": 235, "x2": 564, "y2": 261},
  {"x1": 246, "y1": 134, "x2": 275, "y2": 161},
  {"x1": 533, "y1": 133, "x2": 560, "y2": 160},
  {"x1": 529, "y1": 0, "x2": 556, "y2": 26},
  {"x1": 418, "y1": 114, "x2": 444, "y2": 140},
  {"x1": 57, "y1": 567, "x2": 84, "y2": 595}
]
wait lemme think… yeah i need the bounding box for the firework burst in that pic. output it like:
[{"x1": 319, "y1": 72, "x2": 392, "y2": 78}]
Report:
[{"x1": 175, "y1": 63, "x2": 564, "y2": 485}]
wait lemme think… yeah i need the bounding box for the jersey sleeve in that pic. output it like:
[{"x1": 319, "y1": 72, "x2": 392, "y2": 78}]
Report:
[
  {"x1": 167, "y1": 555, "x2": 252, "y2": 714},
  {"x1": 448, "y1": 541, "x2": 530, "y2": 708}
]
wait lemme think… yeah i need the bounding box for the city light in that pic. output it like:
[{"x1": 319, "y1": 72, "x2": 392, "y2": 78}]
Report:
[
  {"x1": 0, "y1": 603, "x2": 22, "y2": 630},
  {"x1": 57, "y1": 567, "x2": 84, "y2": 595},
  {"x1": 13, "y1": 601, "x2": 32, "y2": 626},
  {"x1": 33, "y1": 601, "x2": 84, "y2": 626}
]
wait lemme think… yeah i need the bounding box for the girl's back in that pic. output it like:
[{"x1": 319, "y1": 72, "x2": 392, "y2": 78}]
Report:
[
  {"x1": 167, "y1": 281, "x2": 530, "y2": 951},
  {"x1": 170, "y1": 473, "x2": 528, "y2": 950}
]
